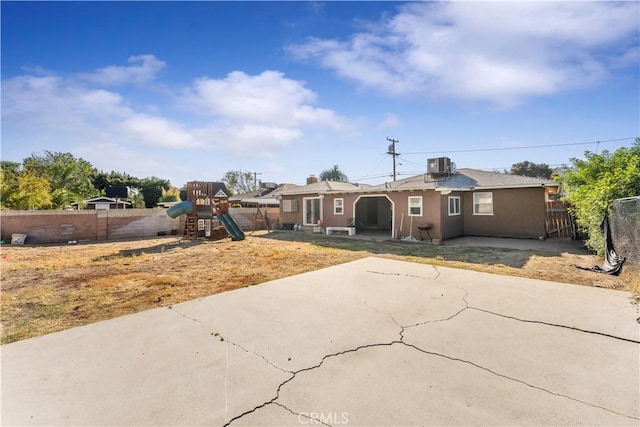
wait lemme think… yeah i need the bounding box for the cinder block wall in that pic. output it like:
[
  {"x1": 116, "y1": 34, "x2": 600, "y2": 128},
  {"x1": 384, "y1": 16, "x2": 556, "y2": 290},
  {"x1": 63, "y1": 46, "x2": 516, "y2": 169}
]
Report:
[{"x1": 0, "y1": 210, "x2": 181, "y2": 244}]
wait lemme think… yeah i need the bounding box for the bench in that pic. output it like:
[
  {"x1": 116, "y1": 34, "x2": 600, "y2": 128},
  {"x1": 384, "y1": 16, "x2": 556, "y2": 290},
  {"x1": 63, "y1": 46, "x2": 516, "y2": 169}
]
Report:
[{"x1": 325, "y1": 226, "x2": 356, "y2": 236}]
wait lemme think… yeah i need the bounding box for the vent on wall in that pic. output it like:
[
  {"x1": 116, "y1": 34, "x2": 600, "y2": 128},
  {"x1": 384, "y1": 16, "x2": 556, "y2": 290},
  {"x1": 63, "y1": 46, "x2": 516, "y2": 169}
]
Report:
[{"x1": 427, "y1": 157, "x2": 452, "y2": 175}]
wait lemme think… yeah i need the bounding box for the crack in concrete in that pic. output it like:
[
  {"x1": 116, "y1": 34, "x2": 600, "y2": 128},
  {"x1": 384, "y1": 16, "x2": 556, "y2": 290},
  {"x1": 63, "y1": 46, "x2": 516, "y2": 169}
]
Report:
[
  {"x1": 402, "y1": 342, "x2": 640, "y2": 421},
  {"x1": 271, "y1": 402, "x2": 332, "y2": 426},
  {"x1": 432, "y1": 265, "x2": 441, "y2": 280},
  {"x1": 402, "y1": 287, "x2": 470, "y2": 332},
  {"x1": 227, "y1": 336, "x2": 639, "y2": 425},
  {"x1": 165, "y1": 306, "x2": 203, "y2": 324},
  {"x1": 468, "y1": 306, "x2": 640, "y2": 344},
  {"x1": 224, "y1": 340, "x2": 402, "y2": 426},
  {"x1": 220, "y1": 287, "x2": 638, "y2": 425},
  {"x1": 366, "y1": 269, "x2": 438, "y2": 281},
  {"x1": 223, "y1": 338, "x2": 294, "y2": 374},
  {"x1": 356, "y1": 297, "x2": 403, "y2": 330}
]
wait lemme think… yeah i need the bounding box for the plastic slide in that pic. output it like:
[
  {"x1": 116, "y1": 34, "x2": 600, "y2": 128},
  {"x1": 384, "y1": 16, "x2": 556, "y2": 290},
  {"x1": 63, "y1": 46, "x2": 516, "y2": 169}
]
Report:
[
  {"x1": 218, "y1": 213, "x2": 245, "y2": 241},
  {"x1": 166, "y1": 200, "x2": 194, "y2": 218}
]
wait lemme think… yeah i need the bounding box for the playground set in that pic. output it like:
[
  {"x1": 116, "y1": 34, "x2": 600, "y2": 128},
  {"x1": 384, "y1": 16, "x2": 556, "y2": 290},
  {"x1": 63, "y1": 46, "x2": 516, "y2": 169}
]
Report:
[{"x1": 166, "y1": 181, "x2": 245, "y2": 241}]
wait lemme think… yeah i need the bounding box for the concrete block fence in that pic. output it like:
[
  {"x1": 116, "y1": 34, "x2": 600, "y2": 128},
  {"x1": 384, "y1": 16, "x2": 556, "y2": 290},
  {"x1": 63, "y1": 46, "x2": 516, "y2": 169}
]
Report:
[
  {"x1": 0, "y1": 207, "x2": 282, "y2": 244},
  {"x1": 0, "y1": 209, "x2": 181, "y2": 244}
]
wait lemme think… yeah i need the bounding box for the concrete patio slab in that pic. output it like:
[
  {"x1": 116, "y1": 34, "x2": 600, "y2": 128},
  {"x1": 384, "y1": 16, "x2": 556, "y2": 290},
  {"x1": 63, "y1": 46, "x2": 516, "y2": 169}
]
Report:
[{"x1": 2, "y1": 257, "x2": 639, "y2": 426}]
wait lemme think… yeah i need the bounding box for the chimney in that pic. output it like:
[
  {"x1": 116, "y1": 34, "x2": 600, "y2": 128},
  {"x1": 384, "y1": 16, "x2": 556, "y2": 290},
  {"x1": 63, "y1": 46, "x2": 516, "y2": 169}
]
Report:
[{"x1": 307, "y1": 175, "x2": 318, "y2": 185}]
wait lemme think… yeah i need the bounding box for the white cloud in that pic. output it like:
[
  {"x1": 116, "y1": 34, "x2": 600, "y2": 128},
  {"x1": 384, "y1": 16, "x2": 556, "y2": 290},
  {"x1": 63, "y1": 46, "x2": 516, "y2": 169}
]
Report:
[
  {"x1": 2, "y1": 75, "x2": 132, "y2": 128},
  {"x1": 181, "y1": 70, "x2": 352, "y2": 153},
  {"x1": 377, "y1": 113, "x2": 401, "y2": 130},
  {"x1": 184, "y1": 70, "x2": 346, "y2": 128},
  {"x1": 2, "y1": 67, "x2": 194, "y2": 151},
  {"x1": 80, "y1": 55, "x2": 166, "y2": 86},
  {"x1": 2, "y1": 58, "x2": 354, "y2": 165},
  {"x1": 288, "y1": 2, "x2": 639, "y2": 107},
  {"x1": 123, "y1": 114, "x2": 201, "y2": 149}
]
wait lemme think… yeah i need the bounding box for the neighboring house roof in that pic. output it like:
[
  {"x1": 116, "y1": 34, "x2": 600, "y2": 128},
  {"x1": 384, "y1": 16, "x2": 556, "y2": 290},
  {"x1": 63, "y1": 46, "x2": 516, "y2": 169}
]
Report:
[
  {"x1": 230, "y1": 183, "x2": 300, "y2": 203},
  {"x1": 71, "y1": 197, "x2": 132, "y2": 208},
  {"x1": 279, "y1": 181, "x2": 371, "y2": 196},
  {"x1": 238, "y1": 197, "x2": 281, "y2": 205},
  {"x1": 354, "y1": 168, "x2": 558, "y2": 193},
  {"x1": 84, "y1": 197, "x2": 131, "y2": 205},
  {"x1": 269, "y1": 183, "x2": 300, "y2": 196}
]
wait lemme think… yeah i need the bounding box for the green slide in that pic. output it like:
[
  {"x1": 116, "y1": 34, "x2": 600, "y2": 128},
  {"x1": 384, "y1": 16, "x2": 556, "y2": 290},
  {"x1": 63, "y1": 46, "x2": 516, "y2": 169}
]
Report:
[
  {"x1": 218, "y1": 213, "x2": 245, "y2": 241},
  {"x1": 166, "y1": 201, "x2": 193, "y2": 218}
]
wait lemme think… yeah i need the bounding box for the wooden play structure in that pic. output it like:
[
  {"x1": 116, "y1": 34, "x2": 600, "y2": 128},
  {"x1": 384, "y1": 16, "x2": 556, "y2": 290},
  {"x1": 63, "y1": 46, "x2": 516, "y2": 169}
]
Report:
[{"x1": 166, "y1": 181, "x2": 245, "y2": 241}]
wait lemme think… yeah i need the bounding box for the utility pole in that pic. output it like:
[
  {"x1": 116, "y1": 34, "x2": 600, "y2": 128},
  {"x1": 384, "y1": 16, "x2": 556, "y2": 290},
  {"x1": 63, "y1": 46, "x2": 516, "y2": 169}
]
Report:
[
  {"x1": 251, "y1": 171, "x2": 262, "y2": 194},
  {"x1": 386, "y1": 137, "x2": 400, "y2": 181}
]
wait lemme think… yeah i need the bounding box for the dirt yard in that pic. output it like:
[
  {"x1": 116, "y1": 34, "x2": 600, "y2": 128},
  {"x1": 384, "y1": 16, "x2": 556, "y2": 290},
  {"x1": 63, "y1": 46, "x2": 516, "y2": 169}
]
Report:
[{"x1": 2, "y1": 231, "x2": 638, "y2": 344}]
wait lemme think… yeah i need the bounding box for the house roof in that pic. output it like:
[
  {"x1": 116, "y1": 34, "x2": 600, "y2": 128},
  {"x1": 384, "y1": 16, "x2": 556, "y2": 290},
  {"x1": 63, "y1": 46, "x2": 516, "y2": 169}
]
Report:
[
  {"x1": 72, "y1": 197, "x2": 131, "y2": 206},
  {"x1": 279, "y1": 181, "x2": 371, "y2": 196},
  {"x1": 238, "y1": 197, "x2": 281, "y2": 205},
  {"x1": 85, "y1": 197, "x2": 131, "y2": 204},
  {"x1": 358, "y1": 168, "x2": 558, "y2": 193},
  {"x1": 230, "y1": 183, "x2": 299, "y2": 202}
]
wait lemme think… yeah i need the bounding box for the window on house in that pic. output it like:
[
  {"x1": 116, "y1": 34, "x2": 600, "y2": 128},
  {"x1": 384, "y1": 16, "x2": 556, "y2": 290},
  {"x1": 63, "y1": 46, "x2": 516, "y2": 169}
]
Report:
[
  {"x1": 334, "y1": 198, "x2": 344, "y2": 215},
  {"x1": 283, "y1": 199, "x2": 298, "y2": 212},
  {"x1": 448, "y1": 196, "x2": 461, "y2": 216},
  {"x1": 304, "y1": 197, "x2": 321, "y2": 225},
  {"x1": 473, "y1": 192, "x2": 493, "y2": 215},
  {"x1": 408, "y1": 196, "x2": 422, "y2": 216}
]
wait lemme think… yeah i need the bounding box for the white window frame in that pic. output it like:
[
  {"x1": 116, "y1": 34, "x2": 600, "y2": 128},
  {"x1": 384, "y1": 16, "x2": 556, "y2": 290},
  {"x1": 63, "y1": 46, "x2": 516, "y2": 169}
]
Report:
[
  {"x1": 408, "y1": 196, "x2": 423, "y2": 217},
  {"x1": 334, "y1": 198, "x2": 344, "y2": 215},
  {"x1": 303, "y1": 197, "x2": 321, "y2": 225},
  {"x1": 448, "y1": 196, "x2": 461, "y2": 216},
  {"x1": 473, "y1": 192, "x2": 493, "y2": 215}
]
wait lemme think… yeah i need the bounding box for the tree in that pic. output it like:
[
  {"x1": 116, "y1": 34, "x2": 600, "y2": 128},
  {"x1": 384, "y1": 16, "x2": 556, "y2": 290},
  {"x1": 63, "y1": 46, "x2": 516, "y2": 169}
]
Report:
[
  {"x1": 4, "y1": 172, "x2": 52, "y2": 210},
  {"x1": 179, "y1": 185, "x2": 188, "y2": 202},
  {"x1": 128, "y1": 188, "x2": 146, "y2": 209},
  {"x1": 0, "y1": 162, "x2": 21, "y2": 209},
  {"x1": 510, "y1": 161, "x2": 553, "y2": 179},
  {"x1": 1, "y1": 160, "x2": 21, "y2": 175},
  {"x1": 319, "y1": 165, "x2": 348, "y2": 182},
  {"x1": 23, "y1": 151, "x2": 97, "y2": 206},
  {"x1": 221, "y1": 170, "x2": 257, "y2": 195},
  {"x1": 92, "y1": 170, "x2": 141, "y2": 194},
  {"x1": 140, "y1": 177, "x2": 171, "y2": 208},
  {"x1": 561, "y1": 140, "x2": 640, "y2": 254},
  {"x1": 159, "y1": 186, "x2": 181, "y2": 203}
]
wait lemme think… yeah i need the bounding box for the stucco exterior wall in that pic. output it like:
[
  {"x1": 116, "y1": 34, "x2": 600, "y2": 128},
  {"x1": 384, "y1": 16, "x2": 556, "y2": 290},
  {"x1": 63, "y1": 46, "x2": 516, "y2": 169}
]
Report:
[
  {"x1": 440, "y1": 192, "x2": 465, "y2": 240},
  {"x1": 463, "y1": 187, "x2": 547, "y2": 239},
  {"x1": 383, "y1": 191, "x2": 442, "y2": 240},
  {"x1": 279, "y1": 187, "x2": 547, "y2": 241},
  {"x1": 324, "y1": 191, "x2": 444, "y2": 240},
  {"x1": 0, "y1": 209, "x2": 180, "y2": 244},
  {"x1": 280, "y1": 194, "x2": 307, "y2": 226}
]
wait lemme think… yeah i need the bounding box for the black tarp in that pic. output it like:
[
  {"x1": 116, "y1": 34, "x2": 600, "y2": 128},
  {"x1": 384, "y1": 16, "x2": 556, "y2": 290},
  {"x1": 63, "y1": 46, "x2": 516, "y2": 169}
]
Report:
[{"x1": 576, "y1": 215, "x2": 625, "y2": 275}]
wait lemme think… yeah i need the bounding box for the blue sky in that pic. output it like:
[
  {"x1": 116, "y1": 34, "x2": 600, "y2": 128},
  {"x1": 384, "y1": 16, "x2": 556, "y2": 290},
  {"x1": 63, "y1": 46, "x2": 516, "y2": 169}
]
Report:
[{"x1": 2, "y1": 1, "x2": 638, "y2": 188}]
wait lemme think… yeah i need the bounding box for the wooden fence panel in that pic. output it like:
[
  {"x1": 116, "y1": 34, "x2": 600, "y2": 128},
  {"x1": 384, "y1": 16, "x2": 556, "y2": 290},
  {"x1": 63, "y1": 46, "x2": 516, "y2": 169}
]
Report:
[{"x1": 545, "y1": 201, "x2": 574, "y2": 238}]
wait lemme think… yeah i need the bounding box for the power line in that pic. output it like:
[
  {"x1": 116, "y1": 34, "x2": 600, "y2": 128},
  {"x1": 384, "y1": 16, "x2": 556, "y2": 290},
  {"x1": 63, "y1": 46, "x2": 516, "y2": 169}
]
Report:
[
  {"x1": 386, "y1": 137, "x2": 400, "y2": 181},
  {"x1": 351, "y1": 173, "x2": 394, "y2": 182},
  {"x1": 352, "y1": 153, "x2": 390, "y2": 181},
  {"x1": 402, "y1": 137, "x2": 636, "y2": 155}
]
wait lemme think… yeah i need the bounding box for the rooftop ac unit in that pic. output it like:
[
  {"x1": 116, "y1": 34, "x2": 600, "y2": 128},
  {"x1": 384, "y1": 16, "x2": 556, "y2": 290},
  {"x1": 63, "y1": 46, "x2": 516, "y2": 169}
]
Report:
[
  {"x1": 427, "y1": 157, "x2": 452, "y2": 175},
  {"x1": 261, "y1": 182, "x2": 278, "y2": 189}
]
